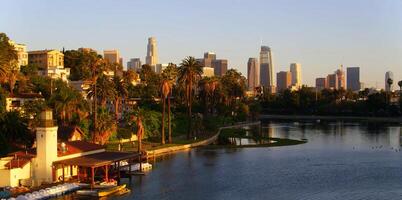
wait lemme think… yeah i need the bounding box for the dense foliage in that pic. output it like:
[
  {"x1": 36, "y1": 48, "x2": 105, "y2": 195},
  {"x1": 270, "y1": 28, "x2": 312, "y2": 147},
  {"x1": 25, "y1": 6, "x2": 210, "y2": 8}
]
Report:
[{"x1": 1, "y1": 32, "x2": 401, "y2": 155}]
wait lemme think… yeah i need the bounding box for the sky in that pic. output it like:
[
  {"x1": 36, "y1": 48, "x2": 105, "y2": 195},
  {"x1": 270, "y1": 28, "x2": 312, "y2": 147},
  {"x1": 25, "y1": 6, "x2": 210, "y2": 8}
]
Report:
[{"x1": 1, "y1": 0, "x2": 402, "y2": 88}]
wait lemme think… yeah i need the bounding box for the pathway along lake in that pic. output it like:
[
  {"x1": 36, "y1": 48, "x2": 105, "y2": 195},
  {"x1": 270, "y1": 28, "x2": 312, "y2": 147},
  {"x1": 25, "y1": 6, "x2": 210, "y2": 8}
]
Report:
[{"x1": 62, "y1": 120, "x2": 402, "y2": 200}]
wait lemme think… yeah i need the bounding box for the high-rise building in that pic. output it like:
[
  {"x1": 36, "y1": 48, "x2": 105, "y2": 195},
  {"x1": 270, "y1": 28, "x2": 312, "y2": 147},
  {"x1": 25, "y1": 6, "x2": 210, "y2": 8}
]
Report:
[
  {"x1": 204, "y1": 52, "x2": 216, "y2": 60},
  {"x1": 196, "y1": 52, "x2": 227, "y2": 76},
  {"x1": 156, "y1": 63, "x2": 169, "y2": 74},
  {"x1": 347, "y1": 67, "x2": 360, "y2": 91},
  {"x1": 289, "y1": 63, "x2": 301, "y2": 88},
  {"x1": 385, "y1": 71, "x2": 394, "y2": 92},
  {"x1": 276, "y1": 71, "x2": 291, "y2": 92},
  {"x1": 9, "y1": 40, "x2": 28, "y2": 70},
  {"x1": 335, "y1": 65, "x2": 346, "y2": 89},
  {"x1": 103, "y1": 50, "x2": 120, "y2": 64},
  {"x1": 247, "y1": 58, "x2": 259, "y2": 91},
  {"x1": 146, "y1": 37, "x2": 158, "y2": 66},
  {"x1": 213, "y1": 59, "x2": 228, "y2": 76},
  {"x1": 127, "y1": 58, "x2": 142, "y2": 71},
  {"x1": 327, "y1": 74, "x2": 338, "y2": 89},
  {"x1": 197, "y1": 52, "x2": 215, "y2": 68},
  {"x1": 260, "y1": 46, "x2": 274, "y2": 89},
  {"x1": 316, "y1": 78, "x2": 327, "y2": 90}
]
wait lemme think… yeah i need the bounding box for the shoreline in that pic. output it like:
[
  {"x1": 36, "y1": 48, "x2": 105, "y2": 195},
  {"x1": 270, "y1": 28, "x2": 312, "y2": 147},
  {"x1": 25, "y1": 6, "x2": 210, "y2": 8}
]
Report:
[
  {"x1": 260, "y1": 114, "x2": 402, "y2": 123},
  {"x1": 145, "y1": 121, "x2": 261, "y2": 158}
]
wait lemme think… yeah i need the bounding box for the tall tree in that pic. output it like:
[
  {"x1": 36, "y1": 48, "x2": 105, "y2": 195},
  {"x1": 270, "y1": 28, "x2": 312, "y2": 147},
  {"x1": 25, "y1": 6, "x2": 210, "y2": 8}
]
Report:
[
  {"x1": 0, "y1": 111, "x2": 32, "y2": 155},
  {"x1": 113, "y1": 75, "x2": 127, "y2": 120},
  {"x1": 5, "y1": 65, "x2": 22, "y2": 95},
  {"x1": 0, "y1": 33, "x2": 18, "y2": 78},
  {"x1": 93, "y1": 108, "x2": 115, "y2": 145},
  {"x1": 87, "y1": 74, "x2": 116, "y2": 107},
  {"x1": 178, "y1": 57, "x2": 203, "y2": 139},
  {"x1": 221, "y1": 69, "x2": 247, "y2": 106},
  {"x1": 162, "y1": 63, "x2": 178, "y2": 143},
  {"x1": 84, "y1": 55, "x2": 107, "y2": 142},
  {"x1": 50, "y1": 80, "x2": 87, "y2": 125},
  {"x1": 160, "y1": 80, "x2": 171, "y2": 144}
]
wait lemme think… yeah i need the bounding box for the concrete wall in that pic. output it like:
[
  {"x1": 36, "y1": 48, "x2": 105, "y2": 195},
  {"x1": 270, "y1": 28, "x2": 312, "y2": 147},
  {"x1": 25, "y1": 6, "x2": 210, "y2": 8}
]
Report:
[
  {"x1": 0, "y1": 162, "x2": 31, "y2": 187},
  {"x1": 0, "y1": 169, "x2": 11, "y2": 187}
]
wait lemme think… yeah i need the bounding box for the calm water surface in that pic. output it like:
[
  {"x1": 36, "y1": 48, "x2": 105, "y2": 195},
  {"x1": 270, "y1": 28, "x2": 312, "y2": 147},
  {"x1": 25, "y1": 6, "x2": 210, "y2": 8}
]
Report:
[{"x1": 65, "y1": 121, "x2": 402, "y2": 200}]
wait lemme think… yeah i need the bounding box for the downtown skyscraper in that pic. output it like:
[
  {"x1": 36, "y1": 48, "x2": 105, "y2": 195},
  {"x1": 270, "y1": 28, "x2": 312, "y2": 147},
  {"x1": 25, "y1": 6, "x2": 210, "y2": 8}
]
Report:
[
  {"x1": 259, "y1": 46, "x2": 274, "y2": 91},
  {"x1": 346, "y1": 67, "x2": 360, "y2": 91},
  {"x1": 385, "y1": 71, "x2": 394, "y2": 92},
  {"x1": 335, "y1": 65, "x2": 346, "y2": 89},
  {"x1": 146, "y1": 37, "x2": 158, "y2": 66},
  {"x1": 290, "y1": 63, "x2": 302, "y2": 88},
  {"x1": 247, "y1": 58, "x2": 259, "y2": 91}
]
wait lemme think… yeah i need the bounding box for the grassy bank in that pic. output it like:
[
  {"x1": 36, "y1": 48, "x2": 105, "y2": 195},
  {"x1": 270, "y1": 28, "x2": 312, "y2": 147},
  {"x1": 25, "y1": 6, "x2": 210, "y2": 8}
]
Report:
[{"x1": 212, "y1": 127, "x2": 306, "y2": 149}]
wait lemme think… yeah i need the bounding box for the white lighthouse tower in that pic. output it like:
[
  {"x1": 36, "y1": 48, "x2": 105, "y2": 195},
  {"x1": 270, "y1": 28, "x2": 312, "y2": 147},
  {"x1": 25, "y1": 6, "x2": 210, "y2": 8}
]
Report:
[{"x1": 34, "y1": 109, "x2": 58, "y2": 185}]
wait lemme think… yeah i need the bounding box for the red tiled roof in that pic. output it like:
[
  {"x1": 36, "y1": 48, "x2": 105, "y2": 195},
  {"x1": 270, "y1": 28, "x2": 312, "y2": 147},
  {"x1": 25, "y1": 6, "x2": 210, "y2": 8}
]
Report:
[
  {"x1": 3, "y1": 141, "x2": 104, "y2": 169},
  {"x1": 5, "y1": 158, "x2": 31, "y2": 169},
  {"x1": 58, "y1": 141, "x2": 104, "y2": 157},
  {"x1": 8, "y1": 150, "x2": 36, "y2": 157},
  {"x1": 4, "y1": 152, "x2": 35, "y2": 169}
]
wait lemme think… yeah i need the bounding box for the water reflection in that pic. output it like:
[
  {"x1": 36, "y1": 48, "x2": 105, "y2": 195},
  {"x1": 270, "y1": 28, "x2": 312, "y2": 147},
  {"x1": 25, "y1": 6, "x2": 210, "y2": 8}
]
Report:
[{"x1": 58, "y1": 121, "x2": 402, "y2": 200}]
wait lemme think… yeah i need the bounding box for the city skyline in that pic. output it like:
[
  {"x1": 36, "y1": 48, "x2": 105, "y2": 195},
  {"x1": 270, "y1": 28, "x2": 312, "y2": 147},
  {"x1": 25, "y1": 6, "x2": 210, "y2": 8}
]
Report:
[{"x1": 2, "y1": 0, "x2": 401, "y2": 87}]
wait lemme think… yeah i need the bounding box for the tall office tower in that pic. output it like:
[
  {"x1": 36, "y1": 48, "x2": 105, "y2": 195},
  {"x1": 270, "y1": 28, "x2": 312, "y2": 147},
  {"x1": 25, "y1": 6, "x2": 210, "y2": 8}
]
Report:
[
  {"x1": 103, "y1": 50, "x2": 120, "y2": 64},
  {"x1": 204, "y1": 52, "x2": 216, "y2": 61},
  {"x1": 127, "y1": 58, "x2": 142, "y2": 71},
  {"x1": 247, "y1": 58, "x2": 259, "y2": 91},
  {"x1": 347, "y1": 67, "x2": 360, "y2": 91},
  {"x1": 213, "y1": 59, "x2": 228, "y2": 76},
  {"x1": 146, "y1": 37, "x2": 158, "y2": 65},
  {"x1": 385, "y1": 71, "x2": 394, "y2": 92},
  {"x1": 197, "y1": 52, "x2": 216, "y2": 68},
  {"x1": 316, "y1": 78, "x2": 327, "y2": 90},
  {"x1": 204, "y1": 52, "x2": 216, "y2": 68},
  {"x1": 327, "y1": 74, "x2": 338, "y2": 89},
  {"x1": 289, "y1": 63, "x2": 301, "y2": 88},
  {"x1": 276, "y1": 71, "x2": 291, "y2": 92},
  {"x1": 335, "y1": 65, "x2": 346, "y2": 89},
  {"x1": 260, "y1": 46, "x2": 274, "y2": 89}
]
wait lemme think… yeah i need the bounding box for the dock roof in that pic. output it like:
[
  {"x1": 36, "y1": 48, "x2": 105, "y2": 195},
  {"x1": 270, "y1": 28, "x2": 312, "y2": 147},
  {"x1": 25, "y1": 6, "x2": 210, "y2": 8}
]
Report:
[{"x1": 53, "y1": 151, "x2": 139, "y2": 168}]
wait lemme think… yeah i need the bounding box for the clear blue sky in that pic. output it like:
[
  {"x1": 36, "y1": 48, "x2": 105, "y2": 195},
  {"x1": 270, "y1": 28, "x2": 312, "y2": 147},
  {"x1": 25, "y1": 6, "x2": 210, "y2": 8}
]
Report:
[{"x1": 1, "y1": 0, "x2": 401, "y2": 88}]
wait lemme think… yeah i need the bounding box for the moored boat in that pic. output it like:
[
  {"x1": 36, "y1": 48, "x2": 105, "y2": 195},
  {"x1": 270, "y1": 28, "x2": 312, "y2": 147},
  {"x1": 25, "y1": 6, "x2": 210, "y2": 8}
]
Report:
[{"x1": 76, "y1": 184, "x2": 126, "y2": 197}]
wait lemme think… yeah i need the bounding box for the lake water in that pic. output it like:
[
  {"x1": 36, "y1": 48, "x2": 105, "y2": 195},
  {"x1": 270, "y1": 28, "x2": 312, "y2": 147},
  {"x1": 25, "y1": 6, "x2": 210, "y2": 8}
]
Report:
[{"x1": 63, "y1": 120, "x2": 402, "y2": 200}]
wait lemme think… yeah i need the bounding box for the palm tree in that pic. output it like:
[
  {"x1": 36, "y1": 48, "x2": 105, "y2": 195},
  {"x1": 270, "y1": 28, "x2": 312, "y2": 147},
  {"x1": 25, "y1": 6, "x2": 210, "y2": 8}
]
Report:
[
  {"x1": 113, "y1": 76, "x2": 128, "y2": 120},
  {"x1": 160, "y1": 80, "x2": 171, "y2": 144},
  {"x1": 50, "y1": 81, "x2": 87, "y2": 125},
  {"x1": 87, "y1": 74, "x2": 116, "y2": 108},
  {"x1": 0, "y1": 33, "x2": 18, "y2": 79},
  {"x1": 5, "y1": 65, "x2": 21, "y2": 96},
  {"x1": 93, "y1": 108, "x2": 115, "y2": 145},
  {"x1": 162, "y1": 63, "x2": 178, "y2": 143},
  {"x1": 85, "y1": 55, "x2": 106, "y2": 142},
  {"x1": 178, "y1": 57, "x2": 203, "y2": 139}
]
